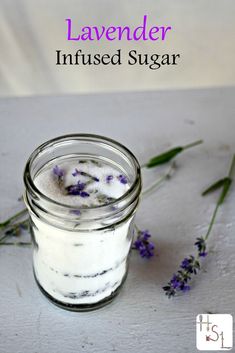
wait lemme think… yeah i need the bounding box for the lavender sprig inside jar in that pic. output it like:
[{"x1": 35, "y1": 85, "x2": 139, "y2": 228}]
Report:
[{"x1": 24, "y1": 134, "x2": 141, "y2": 311}]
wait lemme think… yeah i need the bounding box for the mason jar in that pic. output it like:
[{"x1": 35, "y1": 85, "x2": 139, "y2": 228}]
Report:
[{"x1": 23, "y1": 134, "x2": 141, "y2": 311}]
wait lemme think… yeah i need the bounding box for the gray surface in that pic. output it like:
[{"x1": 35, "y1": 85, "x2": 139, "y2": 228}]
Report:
[{"x1": 0, "y1": 87, "x2": 235, "y2": 353}]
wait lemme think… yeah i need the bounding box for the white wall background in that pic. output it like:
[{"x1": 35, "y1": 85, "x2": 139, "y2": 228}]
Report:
[{"x1": 0, "y1": 0, "x2": 234, "y2": 97}]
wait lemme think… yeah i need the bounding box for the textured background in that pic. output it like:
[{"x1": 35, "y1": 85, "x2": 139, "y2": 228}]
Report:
[
  {"x1": 0, "y1": 87, "x2": 234, "y2": 352},
  {"x1": 0, "y1": 0, "x2": 235, "y2": 96}
]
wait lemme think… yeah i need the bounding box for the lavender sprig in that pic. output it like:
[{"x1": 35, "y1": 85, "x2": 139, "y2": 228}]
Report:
[
  {"x1": 141, "y1": 162, "x2": 176, "y2": 197},
  {"x1": 0, "y1": 241, "x2": 31, "y2": 247},
  {"x1": 132, "y1": 226, "x2": 155, "y2": 258},
  {"x1": 0, "y1": 218, "x2": 30, "y2": 247},
  {"x1": 163, "y1": 154, "x2": 235, "y2": 298},
  {"x1": 0, "y1": 208, "x2": 28, "y2": 229},
  {"x1": 4, "y1": 219, "x2": 29, "y2": 236}
]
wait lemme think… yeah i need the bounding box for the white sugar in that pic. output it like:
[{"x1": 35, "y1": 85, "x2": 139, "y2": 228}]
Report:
[{"x1": 34, "y1": 157, "x2": 130, "y2": 207}]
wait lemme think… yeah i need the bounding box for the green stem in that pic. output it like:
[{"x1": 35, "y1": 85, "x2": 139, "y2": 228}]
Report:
[
  {"x1": 0, "y1": 242, "x2": 31, "y2": 247},
  {"x1": 132, "y1": 224, "x2": 140, "y2": 250},
  {"x1": 228, "y1": 154, "x2": 235, "y2": 178},
  {"x1": 204, "y1": 154, "x2": 235, "y2": 241},
  {"x1": 182, "y1": 139, "x2": 203, "y2": 150},
  {"x1": 141, "y1": 139, "x2": 203, "y2": 168},
  {"x1": 0, "y1": 233, "x2": 10, "y2": 243},
  {"x1": 204, "y1": 203, "x2": 220, "y2": 241},
  {"x1": 0, "y1": 208, "x2": 28, "y2": 228},
  {"x1": 134, "y1": 224, "x2": 140, "y2": 233},
  {"x1": 141, "y1": 163, "x2": 175, "y2": 197},
  {"x1": 0, "y1": 218, "x2": 29, "y2": 245}
]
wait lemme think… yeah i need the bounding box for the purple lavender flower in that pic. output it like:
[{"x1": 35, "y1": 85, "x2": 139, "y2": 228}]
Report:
[
  {"x1": 180, "y1": 258, "x2": 190, "y2": 270},
  {"x1": 67, "y1": 181, "x2": 86, "y2": 196},
  {"x1": 133, "y1": 229, "x2": 155, "y2": 259},
  {"x1": 199, "y1": 252, "x2": 207, "y2": 257},
  {"x1": 180, "y1": 256, "x2": 196, "y2": 274},
  {"x1": 170, "y1": 274, "x2": 181, "y2": 289},
  {"x1": 163, "y1": 236, "x2": 208, "y2": 298},
  {"x1": 181, "y1": 284, "x2": 191, "y2": 292},
  {"x1": 141, "y1": 230, "x2": 151, "y2": 240},
  {"x1": 118, "y1": 174, "x2": 128, "y2": 184},
  {"x1": 72, "y1": 168, "x2": 80, "y2": 177},
  {"x1": 53, "y1": 165, "x2": 64, "y2": 179},
  {"x1": 194, "y1": 237, "x2": 207, "y2": 257},
  {"x1": 70, "y1": 209, "x2": 81, "y2": 216},
  {"x1": 163, "y1": 255, "x2": 200, "y2": 298},
  {"x1": 66, "y1": 180, "x2": 90, "y2": 198},
  {"x1": 163, "y1": 275, "x2": 190, "y2": 298},
  {"x1": 80, "y1": 191, "x2": 90, "y2": 198},
  {"x1": 106, "y1": 175, "x2": 114, "y2": 183}
]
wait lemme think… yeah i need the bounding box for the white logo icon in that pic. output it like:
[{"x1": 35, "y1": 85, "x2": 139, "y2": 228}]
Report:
[{"x1": 196, "y1": 314, "x2": 233, "y2": 350}]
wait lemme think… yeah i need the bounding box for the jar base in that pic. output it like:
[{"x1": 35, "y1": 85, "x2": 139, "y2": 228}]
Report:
[{"x1": 34, "y1": 272, "x2": 127, "y2": 312}]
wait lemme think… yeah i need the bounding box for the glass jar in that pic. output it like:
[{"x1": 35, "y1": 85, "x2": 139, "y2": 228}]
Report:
[{"x1": 23, "y1": 134, "x2": 141, "y2": 311}]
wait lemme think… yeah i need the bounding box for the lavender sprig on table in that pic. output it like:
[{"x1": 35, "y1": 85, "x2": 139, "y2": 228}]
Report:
[
  {"x1": 0, "y1": 139, "x2": 203, "y2": 253},
  {"x1": 163, "y1": 154, "x2": 235, "y2": 297},
  {"x1": 0, "y1": 217, "x2": 30, "y2": 247},
  {"x1": 133, "y1": 227, "x2": 155, "y2": 258},
  {"x1": 0, "y1": 208, "x2": 28, "y2": 230}
]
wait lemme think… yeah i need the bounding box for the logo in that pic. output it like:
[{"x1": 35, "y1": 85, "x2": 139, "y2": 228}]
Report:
[{"x1": 196, "y1": 314, "x2": 233, "y2": 350}]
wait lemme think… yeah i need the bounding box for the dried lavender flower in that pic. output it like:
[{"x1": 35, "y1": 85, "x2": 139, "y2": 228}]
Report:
[
  {"x1": 53, "y1": 165, "x2": 64, "y2": 179},
  {"x1": 66, "y1": 181, "x2": 89, "y2": 197},
  {"x1": 194, "y1": 237, "x2": 207, "y2": 257},
  {"x1": 106, "y1": 175, "x2": 114, "y2": 183},
  {"x1": 72, "y1": 168, "x2": 80, "y2": 177},
  {"x1": 69, "y1": 209, "x2": 81, "y2": 216},
  {"x1": 118, "y1": 174, "x2": 128, "y2": 184},
  {"x1": 80, "y1": 191, "x2": 90, "y2": 198},
  {"x1": 163, "y1": 256, "x2": 200, "y2": 298},
  {"x1": 133, "y1": 228, "x2": 155, "y2": 259}
]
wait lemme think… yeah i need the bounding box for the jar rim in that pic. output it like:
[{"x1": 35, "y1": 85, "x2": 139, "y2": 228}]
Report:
[{"x1": 23, "y1": 133, "x2": 141, "y2": 212}]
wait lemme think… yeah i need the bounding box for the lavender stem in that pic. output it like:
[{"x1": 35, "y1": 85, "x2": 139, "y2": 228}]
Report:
[
  {"x1": 141, "y1": 163, "x2": 175, "y2": 197},
  {"x1": 182, "y1": 139, "x2": 203, "y2": 150},
  {"x1": 0, "y1": 208, "x2": 28, "y2": 228},
  {"x1": 204, "y1": 154, "x2": 235, "y2": 241},
  {"x1": 0, "y1": 242, "x2": 31, "y2": 247}
]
